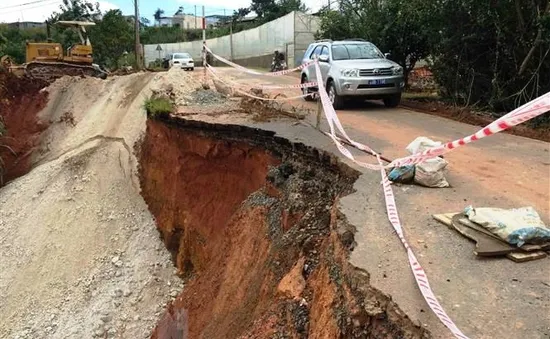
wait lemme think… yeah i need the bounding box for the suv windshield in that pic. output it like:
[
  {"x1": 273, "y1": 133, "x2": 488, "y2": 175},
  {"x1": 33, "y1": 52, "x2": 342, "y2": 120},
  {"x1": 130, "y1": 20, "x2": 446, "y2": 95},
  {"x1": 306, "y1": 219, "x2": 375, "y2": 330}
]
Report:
[
  {"x1": 174, "y1": 53, "x2": 191, "y2": 59},
  {"x1": 331, "y1": 43, "x2": 384, "y2": 60}
]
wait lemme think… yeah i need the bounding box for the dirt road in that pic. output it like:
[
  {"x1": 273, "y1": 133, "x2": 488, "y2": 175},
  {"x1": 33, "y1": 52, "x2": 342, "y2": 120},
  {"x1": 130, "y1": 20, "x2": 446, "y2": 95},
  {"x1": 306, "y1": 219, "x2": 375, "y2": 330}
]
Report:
[{"x1": 211, "y1": 67, "x2": 550, "y2": 338}]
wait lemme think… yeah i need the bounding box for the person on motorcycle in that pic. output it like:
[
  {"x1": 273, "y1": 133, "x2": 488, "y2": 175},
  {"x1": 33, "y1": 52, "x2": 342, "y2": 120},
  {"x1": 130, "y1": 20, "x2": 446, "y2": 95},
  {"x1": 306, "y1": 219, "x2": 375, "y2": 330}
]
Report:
[{"x1": 271, "y1": 50, "x2": 287, "y2": 71}]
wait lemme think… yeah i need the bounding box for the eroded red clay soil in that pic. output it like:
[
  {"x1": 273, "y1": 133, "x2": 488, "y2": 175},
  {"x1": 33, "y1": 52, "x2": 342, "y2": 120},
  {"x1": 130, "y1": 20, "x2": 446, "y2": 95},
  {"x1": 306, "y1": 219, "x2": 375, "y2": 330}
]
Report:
[
  {"x1": 139, "y1": 117, "x2": 430, "y2": 338},
  {"x1": 0, "y1": 70, "x2": 48, "y2": 185}
]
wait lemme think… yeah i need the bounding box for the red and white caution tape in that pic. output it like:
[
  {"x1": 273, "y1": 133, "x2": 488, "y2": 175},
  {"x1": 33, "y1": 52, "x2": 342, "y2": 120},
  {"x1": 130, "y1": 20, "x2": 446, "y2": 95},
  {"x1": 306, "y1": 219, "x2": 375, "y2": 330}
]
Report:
[
  {"x1": 203, "y1": 45, "x2": 550, "y2": 338},
  {"x1": 261, "y1": 81, "x2": 317, "y2": 90},
  {"x1": 204, "y1": 45, "x2": 313, "y2": 76},
  {"x1": 313, "y1": 61, "x2": 472, "y2": 338},
  {"x1": 386, "y1": 93, "x2": 550, "y2": 168},
  {"x1": 206, "y1": 64, "x2": 311, "y2": 101},
  {"x1": 206, "y1": 63, "x2": 317, "y2": 91}
]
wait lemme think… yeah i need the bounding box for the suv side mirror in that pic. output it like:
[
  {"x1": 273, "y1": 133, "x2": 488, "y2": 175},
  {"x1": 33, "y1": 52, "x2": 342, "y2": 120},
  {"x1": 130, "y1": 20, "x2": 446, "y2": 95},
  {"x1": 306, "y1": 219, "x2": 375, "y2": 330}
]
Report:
[
  {"x1": 384, "y1": 53, "x2": 391, "y2": 59},
  {"x1": 319, "y1": 55, "x2": 329, "y2": 63}
]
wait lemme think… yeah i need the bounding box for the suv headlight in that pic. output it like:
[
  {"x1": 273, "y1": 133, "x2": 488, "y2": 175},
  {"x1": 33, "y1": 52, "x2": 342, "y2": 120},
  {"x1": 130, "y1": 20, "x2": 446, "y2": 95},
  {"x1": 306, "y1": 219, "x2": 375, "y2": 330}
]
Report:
[
  {"x1": 340, "y1": 69, "x2": 359, "y2": 77},
  {"x1": 392, "y1": 66, "x2": 403, "y2": 75}
]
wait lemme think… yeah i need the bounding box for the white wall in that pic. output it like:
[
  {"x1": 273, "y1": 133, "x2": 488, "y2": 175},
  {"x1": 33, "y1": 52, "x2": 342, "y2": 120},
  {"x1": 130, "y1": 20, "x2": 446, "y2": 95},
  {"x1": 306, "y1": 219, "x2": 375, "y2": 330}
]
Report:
[
  {"x1": 293, "y1": 12, "x2": 320, "y2": 66},
  {"x1": 144, "y1": 12, "x2": 320, "y2": 67}
]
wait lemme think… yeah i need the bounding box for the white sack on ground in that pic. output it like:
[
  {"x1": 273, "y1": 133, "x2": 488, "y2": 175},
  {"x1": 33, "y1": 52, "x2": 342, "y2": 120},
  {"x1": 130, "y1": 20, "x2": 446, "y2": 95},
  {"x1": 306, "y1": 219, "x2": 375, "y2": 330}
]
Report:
[
  {"x1": 465, "y1": 206, "x2": 550, "y2": 247},
  {"x1": 406, "y1": 137, "x2": 450, "y2": 188}
]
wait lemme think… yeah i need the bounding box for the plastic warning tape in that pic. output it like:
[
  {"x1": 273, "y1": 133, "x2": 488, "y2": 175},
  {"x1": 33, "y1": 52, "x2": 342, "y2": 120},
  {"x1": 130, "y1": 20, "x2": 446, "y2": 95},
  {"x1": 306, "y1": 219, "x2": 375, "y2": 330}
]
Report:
[
  {"x1": 386, "y1": 94, "x2": 550, "y2": 169},
  {"x1": 313, "y1": 62, "x2": 471, "y2": 338},
  {"x1": 261, "y1": 81, "x2": 317, "y2": 90},
  {"x1": 204, "y1": 50, "x2": 549, "y2": 338},
  {"x1": 205, "y1": 63, "x2": 317, "y2": 91},
  {"x1": 205, "y1": 64, "x2": 311, "y2": 101},
  {"x1": 317, "y1": 82, "x2": 550, "y2": 171},
  {"x1": 204, "y1": 45, "x2": 314, "y2": 76}
]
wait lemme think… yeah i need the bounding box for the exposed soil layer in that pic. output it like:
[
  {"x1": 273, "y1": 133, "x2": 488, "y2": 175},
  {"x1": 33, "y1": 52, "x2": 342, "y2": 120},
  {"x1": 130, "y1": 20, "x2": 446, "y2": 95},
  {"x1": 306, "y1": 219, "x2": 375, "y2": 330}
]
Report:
[
  {"x1": 0, "y1": 71, "x2": 49, "y2": 185},
  {"x1": 139, "y1": 117, "x2": 430, "y2": 338}
]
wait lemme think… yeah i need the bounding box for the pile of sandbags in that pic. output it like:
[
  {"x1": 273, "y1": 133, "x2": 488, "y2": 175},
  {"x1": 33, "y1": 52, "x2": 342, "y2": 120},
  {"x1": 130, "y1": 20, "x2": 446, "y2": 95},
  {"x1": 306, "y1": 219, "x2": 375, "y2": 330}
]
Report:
[{"x1": 389, "y1": 137, "x2": 449, "y2": 188}]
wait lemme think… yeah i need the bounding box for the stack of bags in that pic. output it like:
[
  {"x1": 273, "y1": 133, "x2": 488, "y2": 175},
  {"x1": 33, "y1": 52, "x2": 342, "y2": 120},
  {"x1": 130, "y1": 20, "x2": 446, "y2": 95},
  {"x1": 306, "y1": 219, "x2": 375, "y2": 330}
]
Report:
[{"x1": 435, "y1": 206, "x2": 550, "y2": 262}]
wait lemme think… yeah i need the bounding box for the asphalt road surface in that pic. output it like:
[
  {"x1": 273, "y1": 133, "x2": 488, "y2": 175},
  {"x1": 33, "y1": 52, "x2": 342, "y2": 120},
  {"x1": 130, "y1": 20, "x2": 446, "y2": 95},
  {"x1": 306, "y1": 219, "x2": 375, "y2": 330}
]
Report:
[{"x1": 212, "y1": 67, "x2": 550, "y2": 339}]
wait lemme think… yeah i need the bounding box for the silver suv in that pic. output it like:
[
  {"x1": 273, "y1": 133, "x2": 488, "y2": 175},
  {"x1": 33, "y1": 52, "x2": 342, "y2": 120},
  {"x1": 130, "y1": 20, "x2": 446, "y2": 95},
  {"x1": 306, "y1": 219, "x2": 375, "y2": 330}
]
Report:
[{"x1": 300, "y1": 39, "x2": 405, "y2": 109}]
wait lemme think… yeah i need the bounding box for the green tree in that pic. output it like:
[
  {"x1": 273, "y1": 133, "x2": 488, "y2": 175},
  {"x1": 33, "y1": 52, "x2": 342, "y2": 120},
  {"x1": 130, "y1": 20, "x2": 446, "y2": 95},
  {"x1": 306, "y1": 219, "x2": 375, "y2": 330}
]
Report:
[
  {"x1": 46, "y1": 0, "x2": 102, "y2": 53},
  {"x1": 89, "y1": 9, "x2": 133, "y2": 68},
  {"x1": 140, "y1": 17, "x2": 151, "y2": 27},
  {"x1": 154, "y1": 8, "x2": 165, "y2": 26},
  {"x1": 318, "y1": 0, "x2": 438, "y2": 83},
  {"x1": 251, "y1": 0, "x2": 306, "y2": 23},
  {"x1": 432, "y1": 0, "x2": 550, "y2": 112},
  {"x1": 49, "y1": 0, "x2": 101, "y2": 22},
  {"x1": 232, "y1": 7, "x2": 251, "y2": 23},
  {"x1": 0, "y1": 25, "x2": 48, "y2": 64}
]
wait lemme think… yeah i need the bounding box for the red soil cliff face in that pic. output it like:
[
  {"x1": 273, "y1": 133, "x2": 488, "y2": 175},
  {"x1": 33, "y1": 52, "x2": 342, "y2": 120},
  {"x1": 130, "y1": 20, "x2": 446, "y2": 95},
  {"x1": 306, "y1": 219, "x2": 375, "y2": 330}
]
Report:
[
  {"x1": 139, "y1": 118, "x2": 429, "y2": 339},
  {"x1": 0, "y1": 72, "x2": 48, "y2": 185}
]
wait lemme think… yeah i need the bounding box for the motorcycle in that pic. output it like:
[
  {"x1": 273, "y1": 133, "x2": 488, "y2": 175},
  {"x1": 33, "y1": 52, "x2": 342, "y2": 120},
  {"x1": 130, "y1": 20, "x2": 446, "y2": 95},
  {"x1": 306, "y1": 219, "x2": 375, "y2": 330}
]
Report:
[{"x1": 270, "y1": 53, "x2": 288, "y2": 72}]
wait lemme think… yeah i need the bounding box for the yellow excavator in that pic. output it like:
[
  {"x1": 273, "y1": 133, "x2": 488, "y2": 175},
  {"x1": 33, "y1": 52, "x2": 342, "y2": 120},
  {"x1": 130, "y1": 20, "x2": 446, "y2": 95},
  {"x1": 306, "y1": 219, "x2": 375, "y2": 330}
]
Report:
[{"x1": 14, "y1": 20, "x2": 108, "y2": 81}]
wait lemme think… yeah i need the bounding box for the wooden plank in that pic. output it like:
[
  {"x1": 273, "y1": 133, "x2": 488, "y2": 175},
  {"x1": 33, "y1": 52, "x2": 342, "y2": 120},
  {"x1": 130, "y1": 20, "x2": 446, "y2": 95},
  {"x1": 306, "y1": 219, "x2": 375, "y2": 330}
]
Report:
[
  {"x1": 450, "y1": 214, "x2": 515, "y2": 256},
  {"x1": 432, "y1": 213, "x2": 456, "y2": 227},
  {"x1": 434, "y1": 212, "x2": 549, "y2": 262},
  {"x1": 506, "y1": 251, "x2": 547, "y2": 263}
]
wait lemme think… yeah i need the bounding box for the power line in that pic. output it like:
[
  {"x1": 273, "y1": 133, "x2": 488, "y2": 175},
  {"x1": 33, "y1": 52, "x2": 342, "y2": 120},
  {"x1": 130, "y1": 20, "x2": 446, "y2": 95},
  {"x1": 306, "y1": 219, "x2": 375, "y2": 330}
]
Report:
[
  {"x1": 0, "y1": 0, "x2": 61, "y2": 15},
  {"x1": 0, "y1": 0, "x2": 58, "y2": 10}
]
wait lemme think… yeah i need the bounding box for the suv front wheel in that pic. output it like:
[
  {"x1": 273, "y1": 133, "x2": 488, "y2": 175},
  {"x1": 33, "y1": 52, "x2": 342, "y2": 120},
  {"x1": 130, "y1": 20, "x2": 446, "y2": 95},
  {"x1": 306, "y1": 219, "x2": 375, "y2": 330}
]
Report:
[
  {"x1": 383, "y1": 93, "x2": 401, "y2": 108},
  {"x1": 301, "y1": 75, "x2": 315, "y2": 102},
  {"x1": 328, "y1": 81, "x2": 345, "y2": 110}
]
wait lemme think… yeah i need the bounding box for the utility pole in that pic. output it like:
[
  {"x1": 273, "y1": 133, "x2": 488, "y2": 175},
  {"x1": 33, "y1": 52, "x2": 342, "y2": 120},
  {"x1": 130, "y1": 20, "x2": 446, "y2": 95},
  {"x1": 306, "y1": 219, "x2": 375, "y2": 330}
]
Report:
[
  {"x1": 230, "y1": 22, "x2": 234, "y2": 61},
  {"x1": 202, "y1": 5, "x2": 206, "y2": 84},
  {"x1": 194, "y1": 5, "x2": 197, "y2": 29},
  {"x1": 134, "y1": 0, "x2": 141, "y2": 69},
  {"x1": 202, "y1": 6, "x2": 206, "y2": 42}
]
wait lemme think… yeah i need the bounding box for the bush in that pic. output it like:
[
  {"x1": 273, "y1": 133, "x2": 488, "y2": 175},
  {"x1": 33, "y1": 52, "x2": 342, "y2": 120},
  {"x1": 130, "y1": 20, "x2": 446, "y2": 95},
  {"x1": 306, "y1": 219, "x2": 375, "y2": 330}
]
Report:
[
  {"x1": 147, "y1": 59, "x2": 164, "y2": 70},
  {"x1": 144, "y1": 95, "x2": 174, "y2": 118}
]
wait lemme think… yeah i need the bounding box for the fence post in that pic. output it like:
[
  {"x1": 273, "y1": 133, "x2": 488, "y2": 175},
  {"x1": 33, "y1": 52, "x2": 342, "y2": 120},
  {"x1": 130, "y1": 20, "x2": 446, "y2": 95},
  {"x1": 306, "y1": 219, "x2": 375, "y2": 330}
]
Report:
[{"x1": 316, "y1": 97, "x2": 322, "y2": 130}]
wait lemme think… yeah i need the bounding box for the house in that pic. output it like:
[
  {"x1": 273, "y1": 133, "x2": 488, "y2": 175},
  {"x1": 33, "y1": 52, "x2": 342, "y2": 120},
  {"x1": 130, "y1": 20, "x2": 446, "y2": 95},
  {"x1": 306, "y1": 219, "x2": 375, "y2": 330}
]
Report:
[
  {"x1": 7, "y1": 21, "x2": 47, "y2": 29},
  {"x1": 157, "y1": 17, "x2": 174, "y2": 27},
  {"x1": 155, "y1": 7, "x2": 200, "y2": 29},
  {"x1": 205, "y1": 15, "x2": 231, "y2": 27}
]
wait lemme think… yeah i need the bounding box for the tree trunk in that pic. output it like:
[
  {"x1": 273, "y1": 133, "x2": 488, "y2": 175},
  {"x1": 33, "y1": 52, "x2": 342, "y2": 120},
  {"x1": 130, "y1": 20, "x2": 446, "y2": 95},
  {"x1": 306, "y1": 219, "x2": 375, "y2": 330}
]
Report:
[{"x1": 518, "y1": 1, "x2": 549, "y2": 75}]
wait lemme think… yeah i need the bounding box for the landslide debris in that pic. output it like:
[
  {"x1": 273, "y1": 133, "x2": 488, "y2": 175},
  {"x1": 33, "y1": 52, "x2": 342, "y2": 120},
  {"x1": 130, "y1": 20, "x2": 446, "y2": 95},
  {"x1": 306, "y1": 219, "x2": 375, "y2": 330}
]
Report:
[
  {"x1": 0, "y1": 69, "x2": 198, "y2": 339},
  {"x1": 0, "y1": 69, "x2": 49, "y2": 185}
]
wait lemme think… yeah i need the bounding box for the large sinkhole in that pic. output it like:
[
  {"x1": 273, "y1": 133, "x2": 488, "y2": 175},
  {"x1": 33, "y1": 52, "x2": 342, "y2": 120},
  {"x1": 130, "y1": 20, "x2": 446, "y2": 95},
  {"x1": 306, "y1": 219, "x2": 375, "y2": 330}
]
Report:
[{"x1": 138, "y1": 117, "x2": 427, "y2": 338}]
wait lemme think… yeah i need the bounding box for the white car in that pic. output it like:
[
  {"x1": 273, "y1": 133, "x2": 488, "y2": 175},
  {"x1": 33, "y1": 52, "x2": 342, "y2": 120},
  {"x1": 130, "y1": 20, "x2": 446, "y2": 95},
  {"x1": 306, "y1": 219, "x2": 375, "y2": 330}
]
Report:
[{"x1": 169, "y1": 52, "x2": 194, "y2": 71}]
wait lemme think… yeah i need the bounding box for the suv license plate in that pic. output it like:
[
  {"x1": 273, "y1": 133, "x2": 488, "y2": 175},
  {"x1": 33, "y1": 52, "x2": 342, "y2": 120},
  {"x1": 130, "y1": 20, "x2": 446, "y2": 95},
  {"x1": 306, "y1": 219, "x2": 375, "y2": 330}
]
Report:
[{"x1": 368, "y1": 79, "x2": 386, "y2": 85}]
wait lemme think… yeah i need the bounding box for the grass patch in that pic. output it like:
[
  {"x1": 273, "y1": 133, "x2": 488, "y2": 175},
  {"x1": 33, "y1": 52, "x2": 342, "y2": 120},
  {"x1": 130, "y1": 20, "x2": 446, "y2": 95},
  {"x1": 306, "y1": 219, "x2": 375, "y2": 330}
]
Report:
[{"x1": 144, "y1": 95, "x2": 174, "y2": 119}]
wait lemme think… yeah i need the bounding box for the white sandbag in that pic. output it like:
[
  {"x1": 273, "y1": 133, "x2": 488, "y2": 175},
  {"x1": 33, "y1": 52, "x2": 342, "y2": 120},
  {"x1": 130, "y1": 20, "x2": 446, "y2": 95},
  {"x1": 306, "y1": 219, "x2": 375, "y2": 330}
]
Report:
[
  {"x1": 406, "y1": 136, "x2": 442, "y2": 154},
  {"x1": 414, "y1": 158, "x2": 450, "y2": 188},
  {"x1": 464, "y1": 206, "x2": 550, "y2": 247},
  {"x1": 406, "y1": 137, "x2": 449, "y2": 188}
]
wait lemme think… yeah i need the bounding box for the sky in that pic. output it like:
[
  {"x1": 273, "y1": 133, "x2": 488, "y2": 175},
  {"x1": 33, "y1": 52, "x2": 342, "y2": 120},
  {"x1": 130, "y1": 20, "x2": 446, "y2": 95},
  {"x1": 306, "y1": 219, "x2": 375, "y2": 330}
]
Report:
[{"x1": 0, "y1": 0, "x2": 326, "y2": 24}]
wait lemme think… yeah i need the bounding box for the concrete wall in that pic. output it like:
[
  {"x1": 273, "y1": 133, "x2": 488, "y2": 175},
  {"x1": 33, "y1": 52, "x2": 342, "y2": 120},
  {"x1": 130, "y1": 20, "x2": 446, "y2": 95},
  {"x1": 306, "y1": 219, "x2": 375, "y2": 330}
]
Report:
[
  {"x1": 293, "y1": 12, "x2": 320, "y2": 66},
  {"x1": 144, "y1": 12, "x2": 320, "y2": 68}
]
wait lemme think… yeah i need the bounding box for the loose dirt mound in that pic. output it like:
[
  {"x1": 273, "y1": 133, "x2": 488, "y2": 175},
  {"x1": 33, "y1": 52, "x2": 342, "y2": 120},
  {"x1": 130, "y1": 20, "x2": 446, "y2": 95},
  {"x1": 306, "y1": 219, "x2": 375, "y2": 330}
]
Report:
[
  {"x1": 0, "y1": 70, "x2": 200, "y2": 339},
  {"x1": 0, "y1": 70, "x2": 49, "y2": 185}
]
